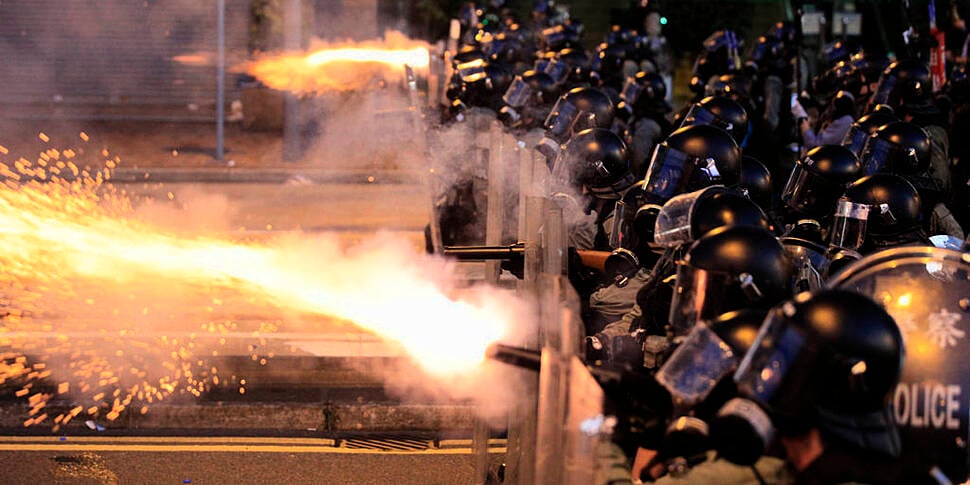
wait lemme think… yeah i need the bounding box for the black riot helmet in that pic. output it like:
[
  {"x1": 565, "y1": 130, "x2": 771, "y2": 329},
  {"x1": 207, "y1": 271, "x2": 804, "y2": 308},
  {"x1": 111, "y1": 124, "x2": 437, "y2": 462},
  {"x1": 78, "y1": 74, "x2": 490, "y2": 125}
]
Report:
[
  {"x1": 868, "y1": 59, "x2": 931, "y2": 111},
  {"x1": 828, "y1": 174, "x2": 924, "y2": 253},
  {"x1": 679, "y1": 96, "x2": 750, "y2": 147},
  {"x1": 642, "y1": 124, "x2": 742, "y2": 205},
  {"x1": 841, "y1": 104, "x2": 899, "y2": 158},
  {"x1": 813, "y1": 60, "x2": 863, "y2": 103},
  {"x1": 748, "y1": 35, "x2": 788, "y2": 74},
  {"x1": 693, "y1": 29, "x2": 743, "y2": 82},
  {"x1": 782, "y1": 144, "x2": 863, "y2": 221},
  {"x1": 942, "y1": 64, "x2": 970, "y2": 106},
  {"x1": 542, "y1": 87, "x2": 614, "y2": 143},
  {"x1": 704, "y1": 73, "x2": 753, "y2": 102},
  {"x1": 860, "y1": 121, "x2": 931, "y2": 177},
  {"x1": 499, "y1": 69, "x2": 559, "y2": 128},
  {"x1": 590, "y1": 42, "x2": 630, "y2": 90},
  {"x1": 552, "y1": 128, "x2": 634, "y2": 200},
  {"x1": 726, "y1": 289, "x2": 903, "y2": 462},
  {"x1": 502, "y1": 69, "x2": 557, "y2": 109},
  {"x1": 539, "y1": 23, "x2": 581, "y2": 51},
  {"x1": 653, "y1": 185, "x2": 771, "y2": 249},
  {"x1": 668, "y1": 225, "x2": 793, "y2": 337},
  {"x1": 555, "y1": 47, "x2": 590, "y2": 85},
  {"x1": 452, "y1": 59, "x2": 515, "y2": 109},
  {"x1": 453, "y1": 45, "x2": 489, "y2": 66},
  {"x1": 620, "y1": 71, "x2": 669, "y2": 119},
  {"x1": 739, "y1": 156, "x2": 773, "y2": 212},
  {"x1": 537, "y1": 87, "x2": 614, "y2": 163}
]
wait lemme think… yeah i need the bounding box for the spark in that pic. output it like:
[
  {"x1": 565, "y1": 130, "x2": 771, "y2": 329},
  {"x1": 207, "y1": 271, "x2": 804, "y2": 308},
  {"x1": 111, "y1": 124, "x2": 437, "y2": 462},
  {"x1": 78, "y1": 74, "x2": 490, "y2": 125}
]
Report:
[{"x1": 0, "y1": 138, "x2": 523, "y2": 429}]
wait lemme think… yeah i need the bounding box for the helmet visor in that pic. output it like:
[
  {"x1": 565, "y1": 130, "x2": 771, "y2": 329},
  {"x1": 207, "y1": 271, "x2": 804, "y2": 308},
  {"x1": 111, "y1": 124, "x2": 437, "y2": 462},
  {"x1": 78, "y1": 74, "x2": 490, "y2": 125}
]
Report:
[
  {"x1": 657, "y1": 324, "x2": 738, "y2": 407},
  {"x1": 643, "y1": 143, "x2": 691, "y2": 202},
  {"x1": 654, "y1": 186, "x2": 726, "y2": 247},
  {"x1": 620, "y1": 76, "x2": 642, "y2": 104},
  {"x1": 734, "y1": 306, "x2": 810, "y2": 411},
  {"x1": 841, "y1": 123, "x2": 869, "y2": 158},
  {"x1": 781, "y1": 162, "x2": 839, "y2": 218},
  {"x1": 533, "y1": 58, "x2": 551, "y2": 73},
  {"x1": 681, "y1": 104, "x2": 727, "y2": 132},
  {"x1": 860, "y1": 135, "x2": 894, "y2": 176},
  {"x1": 544, "y1": 59, "x2": 570, "y2": 84},
  {"x1": 828, "y1": 199, "x2": 871, "y2": 251},
  {"x1": 668, "y1": 263, "x2": 738, "y2": 337},
  {"x1": 781, "y1": 163, "x2": 815, "y2": 212},
  {"x1": 543, "y1": 97, "x2": 580, "y2": 142},
  {"x1": 503, "y1": 78, "x2": 534, "y2": 108},
  {"x1": 644, "y1": 144, "x2": 724, "y2": 203},
  {"x1": 608, "y1": 200, "x2": 639, "y2": 251},
  {"x1": 870, "y1": 74, "x2": 896, "y2": 106}
]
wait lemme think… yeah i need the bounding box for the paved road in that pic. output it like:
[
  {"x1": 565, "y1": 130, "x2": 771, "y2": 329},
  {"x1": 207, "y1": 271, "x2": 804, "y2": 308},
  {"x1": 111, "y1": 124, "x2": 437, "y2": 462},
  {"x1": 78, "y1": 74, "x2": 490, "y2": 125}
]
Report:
[{"x1": 0, "y1": 435, "x2": 507, "y2": 485}]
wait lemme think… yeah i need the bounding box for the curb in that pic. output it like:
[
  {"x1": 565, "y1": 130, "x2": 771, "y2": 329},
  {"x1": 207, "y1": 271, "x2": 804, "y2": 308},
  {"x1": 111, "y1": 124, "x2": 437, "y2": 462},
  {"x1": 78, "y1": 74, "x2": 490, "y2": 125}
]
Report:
[{"x1": 0, "y1": 401, "x2": 481, "y2": 435}]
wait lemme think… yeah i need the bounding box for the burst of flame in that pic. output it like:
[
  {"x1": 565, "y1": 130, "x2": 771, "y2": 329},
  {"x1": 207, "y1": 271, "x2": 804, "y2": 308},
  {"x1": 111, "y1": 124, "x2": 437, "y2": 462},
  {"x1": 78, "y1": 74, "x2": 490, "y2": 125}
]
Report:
[
  {"x1": 243, "y1": 31, "x2": 430, "y2": 94},
  {"x1": 0, "y1": 136, "x2": 523, "y2": 429}
]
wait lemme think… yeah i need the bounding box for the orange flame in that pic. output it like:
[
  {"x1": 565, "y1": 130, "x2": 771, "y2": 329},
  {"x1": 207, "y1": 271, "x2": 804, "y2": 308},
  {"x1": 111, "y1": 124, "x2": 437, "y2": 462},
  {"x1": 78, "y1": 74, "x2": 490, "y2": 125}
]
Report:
[
  {"x1": 0, "y1": 137, "x2": 525, "y2": 428},
  {"x1": 243, "y1": 31, "x2": 430, "y2": 94}
]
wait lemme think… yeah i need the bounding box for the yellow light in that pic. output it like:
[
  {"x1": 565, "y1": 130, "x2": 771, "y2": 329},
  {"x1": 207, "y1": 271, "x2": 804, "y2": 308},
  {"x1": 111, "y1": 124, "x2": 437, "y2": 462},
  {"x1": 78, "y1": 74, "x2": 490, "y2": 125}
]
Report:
[
  {"x1": 897, "y1": 293, "x2": 912, "y2": 307},
  {"x1": 243, "y1": 31, "x2": 430, "y2": 94}
]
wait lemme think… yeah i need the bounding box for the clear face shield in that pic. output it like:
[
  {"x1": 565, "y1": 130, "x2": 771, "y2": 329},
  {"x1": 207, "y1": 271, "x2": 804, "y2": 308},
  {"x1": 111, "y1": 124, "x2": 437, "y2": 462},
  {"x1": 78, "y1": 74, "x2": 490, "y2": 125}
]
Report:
[
  {"x1": 869, "y1": 74, "x2": 896, "y2": 107},
  {"x1": 608, "y1": 200, "x2": 639, "y2": 251},
  {"x1": 643, "y1": 144, "x2": 722, "y2": 204},
  {"x1": 668, "y1": 263, "x2": 765, "y2": 337},
  {"x1": 620, "y1": 77, "x2": 642, "y2": 105},
  {"x1": 828, "y1": 198, "x2": 871, "y2": 251},
  {"x1": 841, "y1": 122, "x2": 870, "y2": 158},
  {"x1": 734, "y1": 305, "x2": 812, "y2": 413},
  {"x1": 860, "y1": 136, "x2": 917, "y2": 176},
  {"x1": 533, "y1": 58, "x2": 551, "y2": 73},
  {"x1": 544, "y1": 59, "x2": 570, "y2": 84},
  {"x1": 680, "y1": 104, "x2": 730, "y2": 133},
  {"x1": 653, "y1": 186, "x2": 727, "y2": 248},
  {"x1": 503, "y1": 77, "x2": 534, "y2": 108},
  {"x1": 550, "y1": 147, "x2": 579, "y2": 192},
  {"x1": 543, "y1": 97, "x2": 582, "y2": 143},
  {"x1": 781, "y1": 161, "x2": 837, "y2": 217},
  {"x1": 656, "y1": 324, "x2": 738, "y2": 408},
  {"x1": 860, "y1": 135, "x2": 892, "y2": 175}
]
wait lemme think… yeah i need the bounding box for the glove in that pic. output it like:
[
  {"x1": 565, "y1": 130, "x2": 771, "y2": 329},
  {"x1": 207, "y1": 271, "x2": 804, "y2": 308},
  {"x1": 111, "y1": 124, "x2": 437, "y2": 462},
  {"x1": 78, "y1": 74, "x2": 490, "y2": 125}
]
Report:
[
  {"x1": 586, "y1": 335, "x2": 607, "y2": 364},
  {"x1": 790, "y1": 99, "x2": 808, "y2": 120}
]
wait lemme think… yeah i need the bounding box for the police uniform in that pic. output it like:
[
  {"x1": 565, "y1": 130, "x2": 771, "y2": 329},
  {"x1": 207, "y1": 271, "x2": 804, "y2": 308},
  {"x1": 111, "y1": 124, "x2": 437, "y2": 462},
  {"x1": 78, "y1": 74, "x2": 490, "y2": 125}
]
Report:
[{"x1": 588, "y1": 268, "x2": 652, "y2": 334}]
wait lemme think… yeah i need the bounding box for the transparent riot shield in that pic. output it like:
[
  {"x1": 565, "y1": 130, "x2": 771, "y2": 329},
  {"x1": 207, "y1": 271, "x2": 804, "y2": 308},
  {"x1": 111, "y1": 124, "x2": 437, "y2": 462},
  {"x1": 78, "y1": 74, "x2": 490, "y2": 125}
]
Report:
[{"x1": 827, "y1": 247, "x2": 970, "y2": 483}]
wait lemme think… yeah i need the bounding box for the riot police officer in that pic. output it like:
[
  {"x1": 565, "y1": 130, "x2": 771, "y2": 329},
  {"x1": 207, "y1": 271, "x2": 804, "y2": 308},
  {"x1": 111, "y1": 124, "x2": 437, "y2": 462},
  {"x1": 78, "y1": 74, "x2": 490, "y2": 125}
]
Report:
[
  {"x1": 828, "y1": 173, "x2": 931, "y2": 254},
  {"x1": 618, "y1": 71, "x2": 672, "y2": 177},
  {"x1": 709, "y1": 289, "x2": 932, "y2": 484},
  {"x1": 537, "y1": 86, "x2": 615, "y2": 166},
  {"x1": 780, "y1": 144, "x2": 864, "y2": 244}
]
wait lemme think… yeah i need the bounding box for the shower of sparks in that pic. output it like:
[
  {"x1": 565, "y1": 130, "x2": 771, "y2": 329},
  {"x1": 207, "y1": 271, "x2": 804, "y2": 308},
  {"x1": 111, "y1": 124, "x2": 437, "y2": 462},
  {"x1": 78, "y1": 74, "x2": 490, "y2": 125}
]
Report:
[{"x1": 0, "y1": 135, "x2": 520, "y2": 431}]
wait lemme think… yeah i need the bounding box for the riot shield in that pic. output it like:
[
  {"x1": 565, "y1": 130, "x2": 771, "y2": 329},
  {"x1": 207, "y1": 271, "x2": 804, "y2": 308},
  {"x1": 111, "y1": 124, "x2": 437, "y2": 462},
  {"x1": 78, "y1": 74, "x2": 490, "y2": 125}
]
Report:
[{"x1": 827, "y1": 247, "x2": 970, "y2": 483}]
